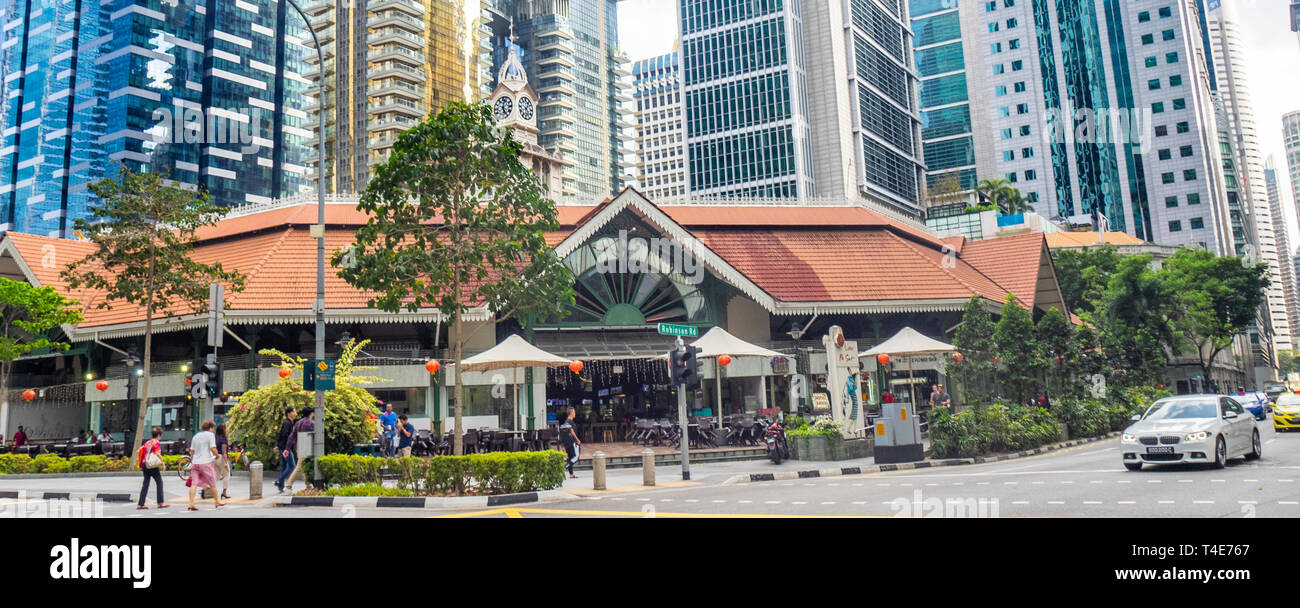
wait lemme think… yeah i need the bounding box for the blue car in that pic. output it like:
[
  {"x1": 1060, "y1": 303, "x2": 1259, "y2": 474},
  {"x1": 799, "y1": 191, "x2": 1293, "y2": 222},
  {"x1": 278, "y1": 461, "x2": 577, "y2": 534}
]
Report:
[{"x1": 1234, "y1": 391, "x2": 1269, "y2": 421}]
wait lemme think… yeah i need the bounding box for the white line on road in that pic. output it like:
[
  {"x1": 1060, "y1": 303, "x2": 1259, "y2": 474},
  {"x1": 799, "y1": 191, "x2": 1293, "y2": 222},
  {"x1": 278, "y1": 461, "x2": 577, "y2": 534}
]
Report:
[
  {"x1": 1048, "y1": 501, "x2": 1065, "y2": 505},
  {"x1": 792, "y1": 501, "x2": 808, "y2": 505},
  {"x1": 852, "y1": 483, "x2": 864, "y2": 487},
  {"x1": 711, "y1": 500, "x2": 726, "y2": 503},
  {"x1": 820, "y1": 501, "x2": 836, "y2": 505},
  {"x1": 1280, "y1": 480, "x2": 1295, "y2": 483},
  {"x1": 1146, "y1": 480, "x2": 1162, "y2": 483},
  {"x1": 952, "y1": 482, "x2": 964, "y2": 486},
  {"x1": 1061, "y1": 481, "x2": 1074, "y2": 484},
  {"x1": 925, "y1": 483, "x2": 939, "y2": 486},
  {"x1": 1089, "y1": 480, "x2": 1103, "y2": 484},
  {"x1": 1178, "y1": 480, "x2": 1193, "y2": 483},
  {"x1": 1280, "y1": 501, "x2": 1299, "y2": 505},
  {"x1": 1211, "y1": 480, "x2": 1225, "y2": 483},
  {"x1": 976, "y1": 482, "x2": 990, "y2": 486},
  {"x1": 659, "y1": 499, "x2": 674, "y2": 502},
  {"x1": 828, "y1": 483, "x2": 841, "y2": 487},
  {"x1": 684, "y1": 499, "x2": 699, "y2": 503},
  {"x1": 1118, "y1": 501, "x2": 1136, "y2": 505},
  {"x1": 1266, "y1": 439, "x2": 1277, "y2": 444},
  {"x1": 1238, "y1": 501, "x2": 1257, "y2": 504},
  {"x1": 1117, "y1": 480, "x2": 1131, "y2": 484},
  {"x1": 1083, "y1": 501, "x2": 1103, "y2": 504},
  {"x1": 1244, "y1": 479, "x2": 1259, "y2": 482},
  {"x1": 738, "y1": 500, "x2": 753, "y2": 504},
  {"x1": 637, "y1": 498, "x2": 650, "y2": 502},
  {"x1": 1159, "y1": 500, "x2": 1175, "y2": 504},
  {"x1": 851, "y1": 501, "x2": 866, "y2": 505},
  {"x1": 1003, "y1": 481, "x2": 1017, "y2": 485},
  {"x1": 1012, "y1": 501, "x2": 1029, "y2": 505},
  {"x1": 765, "y1": 500, "x2": 781, "y2": 505},
  {"x1": 1193, "y1": 500, "x2": 1215, "y2": 504}
]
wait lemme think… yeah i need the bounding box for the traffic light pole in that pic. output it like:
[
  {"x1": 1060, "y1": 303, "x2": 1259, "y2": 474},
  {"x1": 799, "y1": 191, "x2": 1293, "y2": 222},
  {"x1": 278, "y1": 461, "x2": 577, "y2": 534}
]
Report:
[
  {"x1": 203, "y1": 352, "x2": 217, "y2": 424},
  {"x1": 675, "y1": 337, "x2": 690, "y2": 481}
]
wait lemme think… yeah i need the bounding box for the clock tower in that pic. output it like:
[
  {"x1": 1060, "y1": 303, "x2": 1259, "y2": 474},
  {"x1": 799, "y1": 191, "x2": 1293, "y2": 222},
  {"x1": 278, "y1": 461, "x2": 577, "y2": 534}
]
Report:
[{"x1": 489, "y1": 46, "x2": 566, "y2": 199}]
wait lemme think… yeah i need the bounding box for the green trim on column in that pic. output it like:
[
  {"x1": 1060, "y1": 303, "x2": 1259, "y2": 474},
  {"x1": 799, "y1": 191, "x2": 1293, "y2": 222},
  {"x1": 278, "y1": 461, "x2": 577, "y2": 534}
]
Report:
[
  {"x1": 525, "y1": 326, "x2": 535, "y2": 431},
  {"x1": 431, "y1": 325, "x2": 441, "y2": 434}
]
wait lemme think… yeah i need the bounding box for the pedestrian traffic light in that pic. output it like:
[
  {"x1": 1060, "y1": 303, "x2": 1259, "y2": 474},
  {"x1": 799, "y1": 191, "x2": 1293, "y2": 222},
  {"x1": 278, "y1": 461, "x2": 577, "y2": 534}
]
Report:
[
  {"x1": 669, "y1": 347, "x2": 687, "y2": 385},
  {"x1": 676, "y1": 345, "x2": 702, "y2": 389},
  {"x1": 203, "y1": 360, "x2": 223, "y2": 397}
]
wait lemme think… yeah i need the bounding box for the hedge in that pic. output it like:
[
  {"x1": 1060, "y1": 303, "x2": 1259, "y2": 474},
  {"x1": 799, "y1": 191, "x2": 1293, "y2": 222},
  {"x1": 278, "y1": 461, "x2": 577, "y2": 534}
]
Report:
[
  {"x1": 314, "y1": 451, "x2": 566, "y2": 496},
  {"x1": 929, "y1": 404, "x2": 1061, "y2": 458},
  {"x1": 0, "y1": 452, "x2": 225, "y2": 474}
]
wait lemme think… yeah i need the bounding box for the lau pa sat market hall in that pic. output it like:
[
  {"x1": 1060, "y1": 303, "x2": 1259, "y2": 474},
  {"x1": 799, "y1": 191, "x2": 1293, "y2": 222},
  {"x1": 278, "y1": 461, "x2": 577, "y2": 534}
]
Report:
[{"x1": 0, "y1": 189, "x2": 1070, "y2": 447}]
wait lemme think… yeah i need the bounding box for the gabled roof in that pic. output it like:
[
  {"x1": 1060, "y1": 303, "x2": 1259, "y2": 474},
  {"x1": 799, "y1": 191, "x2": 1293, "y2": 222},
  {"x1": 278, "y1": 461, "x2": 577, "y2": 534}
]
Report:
[{"x1": 959, "y1": 231, "x2": 1068, "y2": 316}]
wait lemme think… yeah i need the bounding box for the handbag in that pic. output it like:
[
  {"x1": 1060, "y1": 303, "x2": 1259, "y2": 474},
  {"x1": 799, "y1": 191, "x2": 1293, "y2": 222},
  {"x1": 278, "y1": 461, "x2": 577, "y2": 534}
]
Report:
[{"x1": 144, "y1": 449, "x2": 164, "y2": 471}]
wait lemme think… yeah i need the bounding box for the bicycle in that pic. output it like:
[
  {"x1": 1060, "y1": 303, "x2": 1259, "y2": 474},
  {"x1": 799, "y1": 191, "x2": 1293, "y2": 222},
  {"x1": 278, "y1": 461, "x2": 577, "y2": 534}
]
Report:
[{"x1": 177, "y1": 453, "x2": 192, "y2": 482}]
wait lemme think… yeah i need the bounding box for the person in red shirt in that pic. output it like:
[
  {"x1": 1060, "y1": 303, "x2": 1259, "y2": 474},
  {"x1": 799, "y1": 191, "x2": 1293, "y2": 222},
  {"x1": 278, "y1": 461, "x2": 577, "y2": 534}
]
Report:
[
  {"x1": 11, "y1": 426, "x2": 27, "y2": 448},
  {"x1": 136, "y1": 426, "x2": 169, "y2": 510}
]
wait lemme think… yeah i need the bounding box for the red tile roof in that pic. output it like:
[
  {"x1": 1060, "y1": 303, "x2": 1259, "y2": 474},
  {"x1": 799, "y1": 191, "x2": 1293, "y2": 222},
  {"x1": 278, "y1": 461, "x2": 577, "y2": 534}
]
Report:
[{"x1": 958, "y1": 232, "x2": 1050, "y2": 309}]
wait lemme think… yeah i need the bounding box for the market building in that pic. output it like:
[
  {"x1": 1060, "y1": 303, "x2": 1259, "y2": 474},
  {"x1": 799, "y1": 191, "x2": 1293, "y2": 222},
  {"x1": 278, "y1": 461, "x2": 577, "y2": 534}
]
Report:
[{"x1": 0, "y1": 189, "x2": 1068, "y2": 445}]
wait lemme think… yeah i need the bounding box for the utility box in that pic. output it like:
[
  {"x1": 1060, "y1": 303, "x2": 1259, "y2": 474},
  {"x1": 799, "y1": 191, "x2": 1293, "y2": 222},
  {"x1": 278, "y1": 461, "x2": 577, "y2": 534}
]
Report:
[{"x1": 872, "y1": 400, "x2": 924, "y2": 463}]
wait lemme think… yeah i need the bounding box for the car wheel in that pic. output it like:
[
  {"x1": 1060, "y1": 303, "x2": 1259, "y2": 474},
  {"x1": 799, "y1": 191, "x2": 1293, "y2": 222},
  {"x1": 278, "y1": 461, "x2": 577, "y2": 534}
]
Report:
[
  {"x1": 1124, "y1": 462, "x2": 1142, "y2": 471},
  {"x1": 1213, "y1": 436, "x2": 1227, "y2": 469},
  {"x1": 1246, "y1": 430, "x2": 1262, "y2": 460}
]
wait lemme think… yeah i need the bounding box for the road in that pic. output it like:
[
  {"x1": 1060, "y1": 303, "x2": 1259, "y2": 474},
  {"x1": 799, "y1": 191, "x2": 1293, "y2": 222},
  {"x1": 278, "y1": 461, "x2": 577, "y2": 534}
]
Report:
[{"x1": 5, "y1": 425, "x2": 1297, "y2": 518}]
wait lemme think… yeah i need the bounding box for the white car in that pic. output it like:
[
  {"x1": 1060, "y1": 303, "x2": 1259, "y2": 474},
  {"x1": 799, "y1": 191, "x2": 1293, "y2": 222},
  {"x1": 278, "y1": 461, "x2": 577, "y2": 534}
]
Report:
[{"x1": 1121, "y1": 395, "x2": 1261, "y2": 471}]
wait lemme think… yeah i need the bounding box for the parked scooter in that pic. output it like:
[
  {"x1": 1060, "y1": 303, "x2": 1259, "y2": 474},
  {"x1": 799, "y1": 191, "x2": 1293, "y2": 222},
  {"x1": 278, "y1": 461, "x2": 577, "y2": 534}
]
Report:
[{"x1": 764, "y1": 418, "x2": 789, "y2": 465}]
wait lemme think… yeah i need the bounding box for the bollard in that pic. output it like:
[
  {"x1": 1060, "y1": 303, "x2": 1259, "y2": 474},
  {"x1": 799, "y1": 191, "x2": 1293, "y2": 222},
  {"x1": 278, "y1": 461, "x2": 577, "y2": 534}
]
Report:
[
  {"x1": 642, "y1": 448, "x2": 655, "y2": 487},
  {"x1": 593, "y1": 452, "x2": 607, "y2": 491},
  {"x1": 249, "y1": 461, "x2": 263, "y2": 499}
]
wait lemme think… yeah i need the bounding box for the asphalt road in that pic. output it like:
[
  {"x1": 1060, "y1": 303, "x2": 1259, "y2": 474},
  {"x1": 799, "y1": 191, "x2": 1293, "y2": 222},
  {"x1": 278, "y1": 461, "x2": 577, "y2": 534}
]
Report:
[
  {"x1": 440, "y1": 423, "x2": 1300, "y2": 518},
  {"x1": 7, "y1": 424, "x2": 1297, "y2": 519}
]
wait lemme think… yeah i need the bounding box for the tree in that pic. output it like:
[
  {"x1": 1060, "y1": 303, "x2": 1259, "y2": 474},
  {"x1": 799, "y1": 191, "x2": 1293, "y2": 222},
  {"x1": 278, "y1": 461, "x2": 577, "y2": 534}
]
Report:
[
  {"x1": 951, "y1": 295, "x2": 997, "y2": 407},
  {"x1": 995, "y1": 293, "x2": 1042, "y2": 403},
  {"x1": 1277, "y1": 349, "x2": 1300, "y2": 377},
  {"x1": 1050, "y1": 246, "x2": 1123, "y2": 317},
  {"x1": 976, "y1": 178, "x2": 1031, "y2": 215},
  {"x1": 225, "y1": 339, "x2": 383, "y2": 458},
  {"x1": 62, "y1": 167, "x2": 245, "y2": 464},
  {"x1": 336, "y1": 102, "x2": 575, "y2": 456},
  {"x1": 1036, "y1": 307, "x2": 1072, "y2": 396},
  {"x1": 0, "y1": 279, "x2": 84, "y2": 438},
  {"x1": 926, "y1": 173, "x2": 965, "y2": 207},
  {"x1": 1095, "y1": 254, "x2": 1170, "y2": 388},
  {"x1": 1159, "y1": 248, "x2": 1268, "y2": 384}
]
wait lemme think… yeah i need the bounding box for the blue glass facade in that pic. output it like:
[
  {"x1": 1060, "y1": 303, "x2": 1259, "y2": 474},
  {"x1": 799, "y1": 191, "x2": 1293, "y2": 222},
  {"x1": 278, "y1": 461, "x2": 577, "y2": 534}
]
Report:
[
  {"x1": 0, "y1": 0, "x2": 313, "y2": 237},
  {"x1": 910, "y1": 0, "x2": 978, "y2": 191}
]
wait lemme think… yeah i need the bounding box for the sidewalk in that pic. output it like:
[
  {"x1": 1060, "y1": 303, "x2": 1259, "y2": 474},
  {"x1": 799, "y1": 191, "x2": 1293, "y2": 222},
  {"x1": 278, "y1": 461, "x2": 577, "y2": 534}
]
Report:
[{"x1": 0, "y1": 471, "x2": 287, "y2": 506}]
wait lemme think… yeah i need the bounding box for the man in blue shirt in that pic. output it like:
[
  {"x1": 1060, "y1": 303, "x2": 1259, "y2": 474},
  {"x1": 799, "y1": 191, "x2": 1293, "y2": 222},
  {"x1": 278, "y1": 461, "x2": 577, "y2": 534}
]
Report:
[
  {"x1": 397, "y1": 414, "x2": 416, "y2": 458},
  {"x1": 379, "y1": 404, "x2": 397, "y2": 457}
]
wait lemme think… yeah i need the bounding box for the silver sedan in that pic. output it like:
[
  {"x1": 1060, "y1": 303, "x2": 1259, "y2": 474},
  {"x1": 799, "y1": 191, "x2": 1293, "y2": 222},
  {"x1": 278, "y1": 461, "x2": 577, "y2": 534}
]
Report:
[{"x1": 1120, "y1": 395, "x2": 1261, "y2": 471}]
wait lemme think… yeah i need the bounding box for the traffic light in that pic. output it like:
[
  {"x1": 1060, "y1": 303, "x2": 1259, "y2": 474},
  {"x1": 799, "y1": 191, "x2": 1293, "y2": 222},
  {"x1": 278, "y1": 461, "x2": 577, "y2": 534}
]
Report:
[
  {"x1": 670, "y1": 345, "x2": 702, "y2": 389},
  {"x1": 203, "y1": 359, "x2": 223, "y2": 397}
]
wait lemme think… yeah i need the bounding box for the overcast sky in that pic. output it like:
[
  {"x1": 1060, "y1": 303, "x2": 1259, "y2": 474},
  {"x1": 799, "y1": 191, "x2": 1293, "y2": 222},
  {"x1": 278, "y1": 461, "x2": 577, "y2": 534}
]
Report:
[{"x1": 616, "y1": 0, "x2": 1300, "y2": 247}]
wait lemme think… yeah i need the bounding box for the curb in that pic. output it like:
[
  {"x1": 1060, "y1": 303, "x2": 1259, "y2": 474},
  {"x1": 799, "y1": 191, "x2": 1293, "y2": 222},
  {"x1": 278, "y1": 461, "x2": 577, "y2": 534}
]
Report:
[
  {"x1": 270, "y1": 489, "x2": 577, "y2": 509},
  {"x1": 0, "y1": 490, "x2": 134, "y2": 502},
  {"x1": 721, "y1": 432, "x2": 1119, "y2": 485},
  {"x1": 0, "y1": 471, "x2": 256, "y2": 480}
]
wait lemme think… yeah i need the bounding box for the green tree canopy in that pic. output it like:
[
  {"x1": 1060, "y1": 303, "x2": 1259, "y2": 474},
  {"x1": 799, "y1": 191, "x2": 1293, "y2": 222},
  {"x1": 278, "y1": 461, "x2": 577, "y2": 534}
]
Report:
[
  {"x1": 1036, "y1": 307, "x2": 1072, "y2": 396},
  {"x1": 62, "y1": 166, "x2": 245, "y2": 462},
  {"x1": 336, "y1": 102, "x2": 575, "y2": 455},
  {"x1": 951, "y1": 295, "x2": 996, "y2": 407},
  {"x1": 977, "y1": 178, "x2": 1031, "y2": 215},
  {"x1": 994, "y1": 294, "x2": 1042, "y2": 403},
  {"x1": 1159, "y1": 248, "x2": 1268, "y2": 382},
  {"x1": 1050, "y1": 245, "x2": 1123, "y2": 317},
  {"x1": 0, "y1": 279, "x2": 84, "y2": 437}
]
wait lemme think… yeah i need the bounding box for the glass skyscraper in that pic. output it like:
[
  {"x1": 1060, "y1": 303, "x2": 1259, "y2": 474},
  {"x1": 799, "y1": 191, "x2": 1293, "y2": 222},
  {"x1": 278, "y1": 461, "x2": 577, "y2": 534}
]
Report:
[{"x1": 0, "y1": 0, "x2": 315, "y2": 238}]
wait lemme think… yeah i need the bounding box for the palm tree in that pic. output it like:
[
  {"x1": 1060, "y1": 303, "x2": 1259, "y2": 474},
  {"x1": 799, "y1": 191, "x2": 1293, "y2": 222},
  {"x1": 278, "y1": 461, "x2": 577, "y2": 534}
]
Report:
[{"x1": 977, "y1": 178, "x2": 1032, "y2": 215}]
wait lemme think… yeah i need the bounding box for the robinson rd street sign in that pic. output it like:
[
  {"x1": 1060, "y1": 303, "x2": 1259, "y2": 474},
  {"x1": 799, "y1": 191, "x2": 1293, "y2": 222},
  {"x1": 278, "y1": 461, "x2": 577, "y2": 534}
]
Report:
[{"x1": 657, "y1": 323, "x2": 698, "y2": 337}]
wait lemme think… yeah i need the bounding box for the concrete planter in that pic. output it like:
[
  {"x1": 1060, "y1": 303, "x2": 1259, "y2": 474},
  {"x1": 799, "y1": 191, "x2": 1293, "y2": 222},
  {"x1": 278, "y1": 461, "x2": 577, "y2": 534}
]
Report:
[{"x1": 787, "y1": 435, "x2": 874, "y2": 461}]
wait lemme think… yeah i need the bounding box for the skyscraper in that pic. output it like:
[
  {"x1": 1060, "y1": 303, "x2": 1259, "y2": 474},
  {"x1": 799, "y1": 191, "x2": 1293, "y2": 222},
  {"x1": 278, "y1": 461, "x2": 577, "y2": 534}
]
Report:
[
  {"x1": 1208, "y1": 1, "x2": 1290, "y2": 353},
  {"x1": 679, "y1": 0, "x2": 925, "y2": 215},
  {"x1": 1285, "y1": 111, "x2": 1300, "y2": 223},
  {"x1": 1265, "y1": 155, "x2": 1297, "y2": 351},
  {"x1": 969, "y1": 0, "x2": 1236, "y2": 255},
  {"x1": 908, "y1": 0, "x2": 995, "y2": 197},
  {"x1": 302, "y1": 0, "x2": 471, "y2": 194},
  {"x1": 631, "y1": 52, "x2": 686, "y2": 201},
  {"x1": 0, "y1": 0, "x2": 315, "y2": 237}
]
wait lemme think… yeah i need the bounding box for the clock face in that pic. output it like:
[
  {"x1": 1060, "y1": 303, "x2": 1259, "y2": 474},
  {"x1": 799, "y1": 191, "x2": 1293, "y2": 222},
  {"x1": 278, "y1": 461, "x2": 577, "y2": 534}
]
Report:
[
  {"x1": 519, "y1": 97, "x2": 534, "y2": 121},
  {"x1": 493, "y1": 96, "x2": 513, "y2": 121}
]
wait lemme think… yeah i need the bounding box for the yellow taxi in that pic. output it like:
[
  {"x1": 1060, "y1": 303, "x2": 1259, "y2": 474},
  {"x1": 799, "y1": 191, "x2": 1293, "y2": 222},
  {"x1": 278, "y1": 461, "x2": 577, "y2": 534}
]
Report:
[{"x1": 1273, "y1": 392, "x2": 1300, "y2": 431}]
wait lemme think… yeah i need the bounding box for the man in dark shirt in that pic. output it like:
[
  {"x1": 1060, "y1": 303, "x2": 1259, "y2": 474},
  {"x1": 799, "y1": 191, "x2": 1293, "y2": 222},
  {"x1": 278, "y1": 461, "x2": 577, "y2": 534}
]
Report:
[
  {"x1": 397, "y1": 414, "x2": 415, "y2": 458},
  {"x1": 274, "y1": 406, "x2": 297, "y2": 493},
  {"x1": 930, "y1": 385, "x2": 951, "y2": 410},
  {"x1": 283, "y1": 407, "x2": 315, "y2": 493}
]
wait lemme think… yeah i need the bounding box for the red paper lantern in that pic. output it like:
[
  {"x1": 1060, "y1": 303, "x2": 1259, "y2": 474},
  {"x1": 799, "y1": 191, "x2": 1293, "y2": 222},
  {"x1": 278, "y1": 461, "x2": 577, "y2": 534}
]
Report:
[
  {"x1": 278, "y1": 367, "x2": 292, "y2": 379},
  {"x1": 569, "y1": 360, "x2": 584, "y2": 374},
  {"x1": 22, "y1": 389, "x2": 35, "y2": 402},
  {"x1": 425, "y1": 360, "x2": 441, "y2": 374},
  {"x1": 876, "y1": 354, "x2": 890, "y2": 366},
  {"x1": 718, "y1": 354, "x2": 732, "y2": 367},
  {"x1": 993, "y1": 356, "x2": 1000, "y2": 363},
  {"x1": 95, "y1": 380, "x2": 109, "y2": 392},
  {"x1": 952, "y1": 352, "x2": 963, "y2": 363}
]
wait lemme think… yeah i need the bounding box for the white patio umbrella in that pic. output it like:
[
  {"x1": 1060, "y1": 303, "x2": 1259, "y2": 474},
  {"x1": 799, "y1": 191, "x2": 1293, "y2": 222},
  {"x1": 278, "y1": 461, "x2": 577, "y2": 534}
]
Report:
[
  {"x1": 459, "y1": 334, "x2": 575, "y2": 431},
  {"x1": 655, "y1": 327, "x2": 786, "y2": 425},
  {"x1": 860, "y1": 327, "x2": 955, "y2": 409}
]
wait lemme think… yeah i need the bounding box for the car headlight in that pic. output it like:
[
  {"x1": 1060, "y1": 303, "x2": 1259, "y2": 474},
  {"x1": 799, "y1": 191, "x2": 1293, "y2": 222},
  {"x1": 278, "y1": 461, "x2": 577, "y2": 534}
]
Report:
[
  {"x1": 1185, "y1": 431, "x2": 1210, "y2": 441},
  {"x1": 1122, "y1": 433, "x2": 1138, "y2": 442}
]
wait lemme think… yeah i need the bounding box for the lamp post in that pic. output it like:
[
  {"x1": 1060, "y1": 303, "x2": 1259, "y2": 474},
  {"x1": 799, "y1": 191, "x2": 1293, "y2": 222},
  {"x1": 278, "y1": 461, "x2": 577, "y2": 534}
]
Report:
[
  {"x1": 124, "y1": 346, "x2": 141, "y2": 443},
  {"x1": 286, "y1": 0, "x2": 327, "y2": 485},
  {"x1": 787, "y1": 321, "x2": 807, "y2": 415}
]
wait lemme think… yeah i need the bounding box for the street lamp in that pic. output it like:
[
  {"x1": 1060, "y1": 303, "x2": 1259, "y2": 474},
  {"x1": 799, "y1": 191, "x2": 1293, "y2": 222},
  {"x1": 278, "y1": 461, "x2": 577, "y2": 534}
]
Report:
[
  {"x1": 123, "y1": 346, "x2": 141, "y2": 442},
  {"x1": 285, "y1": 0, "x2": 327, "y2": 486},
  {"x1": 787, "y1": 321, "x2": 807, "y2": 415}
]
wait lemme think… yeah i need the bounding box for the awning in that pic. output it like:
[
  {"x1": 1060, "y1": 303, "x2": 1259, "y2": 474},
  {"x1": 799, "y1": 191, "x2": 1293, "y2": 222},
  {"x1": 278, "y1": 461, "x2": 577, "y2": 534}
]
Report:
[
  {"x1": 532, "y1": 330, "x2": 679, "y2": 361},
  {"x1": 689, "y1": 327, "x2": 785, "y2": 359},
  {"x1": 459, "y1": 334, "x2": 573, "y2": 372},
  {"x1": 860, "y1": 327, "x2": 955, "y2": 357}
]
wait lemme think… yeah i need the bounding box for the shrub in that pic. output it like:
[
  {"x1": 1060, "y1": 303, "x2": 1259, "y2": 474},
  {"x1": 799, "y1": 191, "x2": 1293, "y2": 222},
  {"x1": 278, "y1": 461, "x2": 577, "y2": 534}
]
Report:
[
  {"x1": 0, "y1": 453, "x2": 31, "y2": 474},
  {"x1": 103, "y1": 458, "x2": 131, "y2": 472},
  {"x1": 324, "y1": 483, "x2": 415, "y2": 497},
  {"x1": 28, "y1": 454, "x2": 65, "y2": 474},
  {"x1": 782, "y1": 415, "x2": 810, "y2": 431},
  {"x1": 317, "y1": 451, "x2": 565, "y2": 495},
  {"x1": 70, "y1": 455, "x2": 106, "y2": 473}
]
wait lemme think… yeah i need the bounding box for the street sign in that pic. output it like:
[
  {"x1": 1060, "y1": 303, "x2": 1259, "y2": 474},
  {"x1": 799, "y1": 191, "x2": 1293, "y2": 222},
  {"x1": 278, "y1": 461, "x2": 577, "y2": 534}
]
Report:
[
  {"x1": 303, "y1": 359, "x2": 336, "y2": 391},
  {"x1": 657, "y1": 323, "x2": 698, "y2": 337},
  {"x1": 207, "y1": 283, "x2": 224, "y2": 348}
]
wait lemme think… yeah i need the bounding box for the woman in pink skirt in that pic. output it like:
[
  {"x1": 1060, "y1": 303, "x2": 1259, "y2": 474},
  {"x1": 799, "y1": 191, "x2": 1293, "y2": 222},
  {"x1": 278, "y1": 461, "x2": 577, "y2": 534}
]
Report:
[{"x1": 186, "y1": 420, "x2": 226, "y2": 511}]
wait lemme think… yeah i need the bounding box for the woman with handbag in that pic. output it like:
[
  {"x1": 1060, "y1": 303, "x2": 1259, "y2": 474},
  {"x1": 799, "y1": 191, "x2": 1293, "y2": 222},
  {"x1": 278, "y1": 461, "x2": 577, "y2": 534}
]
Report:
[{"x1": 137, "y1": 426, "x2": 170, "y2": 510}]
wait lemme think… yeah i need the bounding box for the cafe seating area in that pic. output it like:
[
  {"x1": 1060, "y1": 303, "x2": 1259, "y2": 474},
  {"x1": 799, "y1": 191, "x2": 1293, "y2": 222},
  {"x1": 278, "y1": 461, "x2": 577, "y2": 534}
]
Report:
[
  {"x1": 0, "y1": 438, "x2": 187, "y2": 458},
  {"x1": 624, "y1": 414, "x2": 775, "y2": 449},
  {"x1": 354, "y1": 427, "x2": 565, "y2": 457}
]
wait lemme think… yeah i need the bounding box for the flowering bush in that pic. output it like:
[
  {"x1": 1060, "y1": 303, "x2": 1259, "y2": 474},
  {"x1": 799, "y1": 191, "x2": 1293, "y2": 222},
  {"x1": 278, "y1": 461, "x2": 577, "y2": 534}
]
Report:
[
  {"x1": 226, "y1": 339, "x2": 385, "y2": 458},
  {"x1": 787, "y1": 415, "x2": 844, "y2": 439}
]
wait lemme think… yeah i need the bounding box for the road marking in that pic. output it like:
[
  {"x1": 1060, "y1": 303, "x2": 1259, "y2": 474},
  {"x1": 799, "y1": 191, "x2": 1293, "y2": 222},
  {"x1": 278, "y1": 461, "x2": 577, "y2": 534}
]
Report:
[
  {"x1": 738, "y1": 500, "x2": 753, "y2": 504},
  {"x1": 437, "y1": 508, "x2": 879, "y2": 519},
  {"x1": 1279, "y1": 501, "x2": 1299, "y2": 505},
  {"x1": 1146, "y1": 480, "x2": 1162, "y2": 483},
  {"x1": 1159, "y1": 500, "x2": 1175, "y2": 504},
  {"x1": 1266, "y1": 439, "x2": 1277, "y2": 445},
  {"x1": 1003, "y1": 481, "x2": 1017, "y2": 485},
  {"x1": 1088, "y1": 480, "x2": 1103, "y2": 484},
  {"x1": 1060, "y1": 480, "x2": 1074, "y2": 484},
  {"x1": 1117, "y1": 480, "x2": 1131, "y2": 484},
  {"x1": 1280, "y1": 480, "x2": 1295, "y2": 483},
  {"x1": 1012, "y1": 501, "x2": 1029, "y2": 505},
  {"x1": 711, "y1": 500, "x2": 726, "y2": 503},
  {"x1": 764, "y1": 500, "x2": 781, "y2": 505},
  {"x1": 1118, "y1": 501, "x2": 1136, "y2": 505},
  {"x1": 820, "y1": 501, "x2": 836, "y2": 505},
  {"x1": 587, "y1": 496, "x2": 603, "y2": 501},
  {"x1": 851, "y1": 483, "x2": 864, "y2": 487},
  {"x1": 880, "y1": 501, "x2": 895, "y2": 506},
  {"x1": 1211, "y1": 479, "x2": 1225, "y2": 483},
  {"x1": 976, "y1": 482, "x2": 990, "y2": 486},
  {"x1": 659, "y1": 499, "x2": 674, "y2": 502},
  {"x1": 828, "y1": 483, "x2": 841, "y2": 487},
  {"x1": 900, "y1": 483, "x2": 913, "y2": 487},
  {"x1": 781, "y1": 483, "x2": 794, "y2": 487},
  {"x1": 803, "y1": 483, "x2": 816, "y2": 487},
  {"x1": 1193, "y1": 500, "x2": 1215, "y2": 504},
  {"x1": 791, "y1": 501, "x2": 808, "y2": 505},
  {"x1": 1238, "y1": 500, "x2": 1257, "y2": 504},
  {"x1": 851, "y1": 501, "x2": 866, "y2": 505},
  {"x1": 925, "y1": 483, "x2": 939, "y2": 487},
  {"x1": 610, "y1": 497, "x2": 624, "y2": 501},
  {"x1": 1244, "y1": 479, "x2": 1259, "y2": 482},
  {"x1": 876, "y1": 483, "x2": 891, "y2": 487},
  {"x1": 1083, "y1": 501, "x2": 1103, "y2": 505},
  {"x1": 952, "y1": 482, "x2": 964, "y2": 486},
  {"x1": 1032, "y1": 481, "x2": 1045, "y2": 485},
  {"x1": 684, "y1": 499, "x2": 699, "y2": 503},
  {"x1": 1178, "y1": 479, "x2": 1193, "y2": 483},
  {"x1": 1047, "y1": 501, "x2": 1064, "y2": 505},
  {"x1": 637, "y1": 498, "x2": 650, "y2": 502}
]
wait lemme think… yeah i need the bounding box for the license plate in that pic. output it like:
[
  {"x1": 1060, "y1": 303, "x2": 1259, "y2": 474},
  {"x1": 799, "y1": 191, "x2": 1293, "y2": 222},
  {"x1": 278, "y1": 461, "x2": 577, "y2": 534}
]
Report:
[{"x1": 1146, "y1": 446, "x2": 1174, "y2": 454}]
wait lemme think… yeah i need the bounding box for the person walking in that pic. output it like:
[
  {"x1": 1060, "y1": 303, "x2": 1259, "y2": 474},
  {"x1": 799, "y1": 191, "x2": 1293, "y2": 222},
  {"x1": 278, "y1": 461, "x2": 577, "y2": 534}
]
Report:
[
  {"x1": 379, "y1": 404, "x2": 397, "y2": 457},
  {"x1": 274, "y1": 406, "x2": 297, "y2": 493},
  {"x1": 396, "y1": 414, "x2": 415, "y2": 458},
  {"x1": 136, "y1": 426, "x2": 169, "y2": 510},
  {"x1": 930, "y1": 384, "x2": 951, "y2": 410},
  {"x1": 283, "y1": 407, "x2": 315, "y2": 492},
  {"x1": 214, "y1": 423, "x2": 232, "y2": 500},
  {"x1": 186, "y1": 420, "x2": 225, "y2": 511},
  {"x1": 559, "y1": 408, "x2": 580, "y2": 479}
]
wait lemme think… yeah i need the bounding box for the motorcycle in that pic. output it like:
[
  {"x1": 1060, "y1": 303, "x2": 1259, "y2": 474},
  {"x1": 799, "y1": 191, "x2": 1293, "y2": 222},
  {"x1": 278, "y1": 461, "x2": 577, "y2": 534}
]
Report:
[{"x1": 764, "y1": 418, "x2": 789, "y2": 465}]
